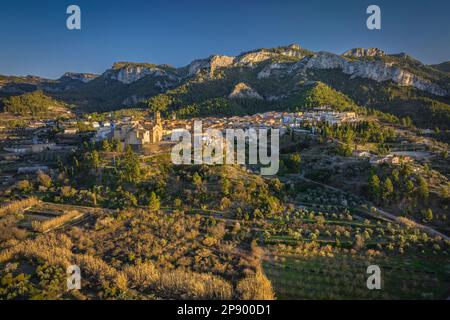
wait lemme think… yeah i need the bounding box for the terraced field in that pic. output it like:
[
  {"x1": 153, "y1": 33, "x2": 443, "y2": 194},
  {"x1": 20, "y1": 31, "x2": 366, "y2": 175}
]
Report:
[
  {"x1": 19, "y1": 202, "x2": 101, "y2": 231},
  {"x1": 264, "y1": 251, "x2": 448, "y2": 299},
  {"x1": 261, "y1": 207, "x2": 450, "y2": 299}
]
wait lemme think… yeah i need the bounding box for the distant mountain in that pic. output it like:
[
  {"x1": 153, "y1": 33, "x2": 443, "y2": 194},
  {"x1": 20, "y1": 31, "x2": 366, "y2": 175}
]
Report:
[
  {"x1": 1, "y1": 44, "x2": 450, "y2": 128},
  {"x1": 430, "y1": 61, "x2": 450, "y2": 74}
]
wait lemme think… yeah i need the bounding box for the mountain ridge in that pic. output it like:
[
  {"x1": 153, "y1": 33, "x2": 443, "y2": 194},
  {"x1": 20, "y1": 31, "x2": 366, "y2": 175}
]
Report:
[{"x1": 1, "y1": 44, "x2": 450, "y2": 129}]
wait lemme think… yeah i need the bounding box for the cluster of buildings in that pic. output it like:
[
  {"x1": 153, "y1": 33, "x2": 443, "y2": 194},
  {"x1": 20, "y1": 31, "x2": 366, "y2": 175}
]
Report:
[
  {"x1": 180, "y1": 110, "x2": 358, "y2": 136},
  {"x1": 370, "y1": 154, "x2": 413, "y2": 165},
  {"x1": 91, "y1": 112, "x2": 164, "y2": 148},
  {"x1": 352, "y1": 149, "x2": 413, "y2": 165},
  {"x1": 3, "y1": 143, "x2": 58, "y2": 154},
  {"x1": 112, "y1": 112, "x2": 163, "y2": 146},
  {"x1": 282, "y1": 110, "x2": 357, "y2": 127},
  {"x1": 1, "y1": 108, "x2": 359, "y2": 157}
]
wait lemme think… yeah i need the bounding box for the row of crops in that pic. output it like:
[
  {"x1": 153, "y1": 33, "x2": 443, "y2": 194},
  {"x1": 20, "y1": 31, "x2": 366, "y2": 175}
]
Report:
[{"x1": 261, "y1": 206, "x2": 450, "y2": 299}]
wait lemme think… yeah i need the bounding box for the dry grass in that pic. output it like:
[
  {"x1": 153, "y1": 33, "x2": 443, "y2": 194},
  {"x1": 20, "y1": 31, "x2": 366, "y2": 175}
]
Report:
[
  {"x1": 31, "y1": 210, "x2": 83, "y2": 233},
  {"x1": 74, "y1": 254, "x2": 118, "y2": 285},
  {"x1": 398, "y1": 216, "x2": 418, "y2": 228},
  {"x1": 157, "y1": 269, "x2": 233, "y2": 300},
  {"x1": 0, "y1": 233, "x2": 73, "y2": 268},
  {"x1": 0, "y1": 197, "x2": 40, "y2": 217},
  {"x1": 124, "y1": 262, "x2": 159, "y2": 290},
  {"x1": 125, "y1": 261, "x2": 233, "y2": 299},
  {"x1": 236, "y1": 269, "x2": 275, "y2": 300}
]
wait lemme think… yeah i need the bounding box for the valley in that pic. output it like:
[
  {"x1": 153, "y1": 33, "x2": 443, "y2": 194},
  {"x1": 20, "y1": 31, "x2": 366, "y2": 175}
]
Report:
[
  {"x1": 0, "y1": 95, "x2": 449, "y2": 299},
  {"x1": 0, "y1": 42, "x2": 449, "y2": 301}
]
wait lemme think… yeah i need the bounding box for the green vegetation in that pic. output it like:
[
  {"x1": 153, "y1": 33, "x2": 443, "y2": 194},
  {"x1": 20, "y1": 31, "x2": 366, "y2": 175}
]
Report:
[
  {"x1": 285, "y1": 82, "x2": 357, "y2": 111},
  {"x1": 3, "y1": 90, "x2": 68, "y2": 116},
  {"x1": 261, "y1": 204, "x2": 449, "y2": 299},
  {"x1": 318, "y1": 121, "x2": 397, "y2": 145},
  {"x1": 430, "y1": 61, "x2": 450, "y2": 74},
  {"x1": 309, "y1": 69, "x2": 450, "y2": 130}
]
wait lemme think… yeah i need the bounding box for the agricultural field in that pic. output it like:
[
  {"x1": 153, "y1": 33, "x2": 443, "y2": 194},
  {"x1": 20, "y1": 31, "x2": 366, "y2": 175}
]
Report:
[
  {"x1": 0, "y1": 116, "x2": 449, "y2": 301},
  {"x1": 261, "y1": 207, "x2": 450, "y2": 299},
  {"x1": 0, "y1": 205, "x2": 272, "y2": 300},
  {"x1": 19, "y1": 202, "x2": 95, "y2": 232}
]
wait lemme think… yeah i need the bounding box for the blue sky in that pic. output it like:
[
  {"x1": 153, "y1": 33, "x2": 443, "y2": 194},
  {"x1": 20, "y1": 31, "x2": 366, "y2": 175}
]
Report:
[{"x1": 0, "y1": 0, "x2": 449, "y2": 79}]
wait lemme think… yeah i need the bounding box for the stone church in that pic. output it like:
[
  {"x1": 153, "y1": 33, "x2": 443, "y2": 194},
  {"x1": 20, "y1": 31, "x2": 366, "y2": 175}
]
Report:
[{"x1": 113, "y1": 112, "x2": 163, "y2": 147}]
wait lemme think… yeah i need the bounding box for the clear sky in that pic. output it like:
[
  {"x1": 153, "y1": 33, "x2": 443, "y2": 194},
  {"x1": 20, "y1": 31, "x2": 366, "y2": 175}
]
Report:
[{"x1": 0, "y1": 0, "x2": 449, "y2": 79}]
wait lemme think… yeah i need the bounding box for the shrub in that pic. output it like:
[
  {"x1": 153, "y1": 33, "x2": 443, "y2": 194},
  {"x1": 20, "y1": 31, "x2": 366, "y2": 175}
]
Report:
[
  {"x1": 124, "y1": 262, "x2": 159, "y2": 290},
  {"x1": 16, "y1": 180, "x2": 33, "y2": 192},
  {"x1": 75, "y1": 254, "x2": 117, "y2": 285},
  {"x1": 398, "y1": 216, "x2": 417, "y2": 228},
  {"x1": 37, "y1": 171, "x2": 52, "y2": 188},
  {"x1": 236, "y1": 269, "x2": 275, "y2": 300},
  {"x1": 0, "y1": 234, "x2": 73, "y2": 268},
  {"x1": 157, "y1": 269, "x2": 233, "y2": 300}
]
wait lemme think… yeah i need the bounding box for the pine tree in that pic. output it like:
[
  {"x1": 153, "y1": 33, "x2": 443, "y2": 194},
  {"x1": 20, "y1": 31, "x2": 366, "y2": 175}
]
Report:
[
  {"x1": 425, "y1": 208, "x2": 433, "y2": 221},
  {"x1": 417, "y1": 177, "x2": 429, "y2": 202},
  {"x1": 148, "y1": 192, "x2": 160, "y2": 211},
  {"x1": 381, "y1": 178, "x2": 394, "y2": 204},
  {"x1": 368, "y1": 174, "x2": 380, "y2": 201}
]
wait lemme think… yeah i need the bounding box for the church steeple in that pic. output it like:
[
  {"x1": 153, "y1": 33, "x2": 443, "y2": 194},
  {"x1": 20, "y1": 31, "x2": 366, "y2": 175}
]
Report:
[{"x1": 155, "y1": 111, "x2": 161, "y2": 126}]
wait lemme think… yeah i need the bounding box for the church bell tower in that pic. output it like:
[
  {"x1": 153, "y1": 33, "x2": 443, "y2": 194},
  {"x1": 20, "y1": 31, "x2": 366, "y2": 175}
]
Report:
[{"x1": 155, "y1": 111, "x2": 161, "y2": 126}]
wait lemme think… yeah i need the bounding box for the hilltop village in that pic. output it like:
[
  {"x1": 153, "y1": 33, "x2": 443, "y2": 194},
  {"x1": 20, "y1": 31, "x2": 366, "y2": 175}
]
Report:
[{"x1": 0, "y1": 107, "x2": 419, "y2": 181}]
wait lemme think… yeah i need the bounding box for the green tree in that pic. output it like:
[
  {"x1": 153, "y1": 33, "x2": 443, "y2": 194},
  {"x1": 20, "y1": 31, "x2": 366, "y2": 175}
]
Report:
[
  {"x1": 116, "y1": 189, "x2": 138, "y2": 208},
  {"x1": 147, "y1": 94, "x2": 172, "y2": 112},
  {"x1": 221, "y1": 178, "x2": 231, "y2": 196},
  {"x1": 287, "y1": 153, "x2": 301, "y2": 172},
  {"x1": 368, "y1": 174, "x2": 380, "y2": 200},
  {"x1": 192, "y1": 172, "x2": 203, "y2": 189},
  {"x1": 417, "y1": 177, "x2": 429, "y2": 203},
  {"x1": 114, "y1": 139, "x2": 123, "y2": 153},
  {"x1": 401, "y1": 116, "x2": 413, "y2": 128},
  {"x1": 89, "y1": 150, "x2": 101, "y2": 170},
  {"x1": 118, "y1": 146, "x2": 141, "y2": 183},
  {"x1": 381, "y1": 178, "x2": 394, "y2": 204},
  {"x1": 424, "y1": 208, "x2": 433, "y2": 221},
  {"x1": 101, "y1": 139, "x2": 111, "y2": 152},
  {"x1": 148, "y1": 192, "x2": 161, "y2": 211},
  {"x1": 336, "y1": 143, "x2": 352, "y2": 157},
  {"x1": 405, "y1": 180, "x2": 415, "y2": 195}
]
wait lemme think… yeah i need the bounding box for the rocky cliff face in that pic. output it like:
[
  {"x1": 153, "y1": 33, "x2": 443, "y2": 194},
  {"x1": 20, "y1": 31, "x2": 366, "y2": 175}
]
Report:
[
  {"x1": 100, "y1": 45, "x2": 447, "y2": 97},
  {"x1": 229, "y1": 83, "x2": 263, "y2": 99},
  {"x1": 236, "y1": 51, "x2": 277, "y2": 67},
  {"x1": 106, "y1": 63, "x2": 179, "y2": 84},
  {"x1": 300, "y1": 52, "x2": 447, "y2": 96},
  {"x1": 236, "y1": 44, "x2": 306, "y2": 67},
  {"x1": 61, "y1": 72, "x2": 98, "y2": 83},
  {"x1": 187, "y1": 44, "x2": 306, "y2": 77},
  {"x1": 1, "y1": 44, "x2": 448, "y2": 114},
  {"x1": 257, "y1": 63, "x2": 287, "y2": 79},
  {"x1": 109, "y1": 65, "x2": 163, "y2": 84},
  {"x1": 210, "y1": 55, "x2": 235, "y2": 74},
  {"x1": 188, "y1": 55, "x2": 235, "y2": 77},
  {"x1": 343, "y1": 48, "x2": 386, "y2": 58}
]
